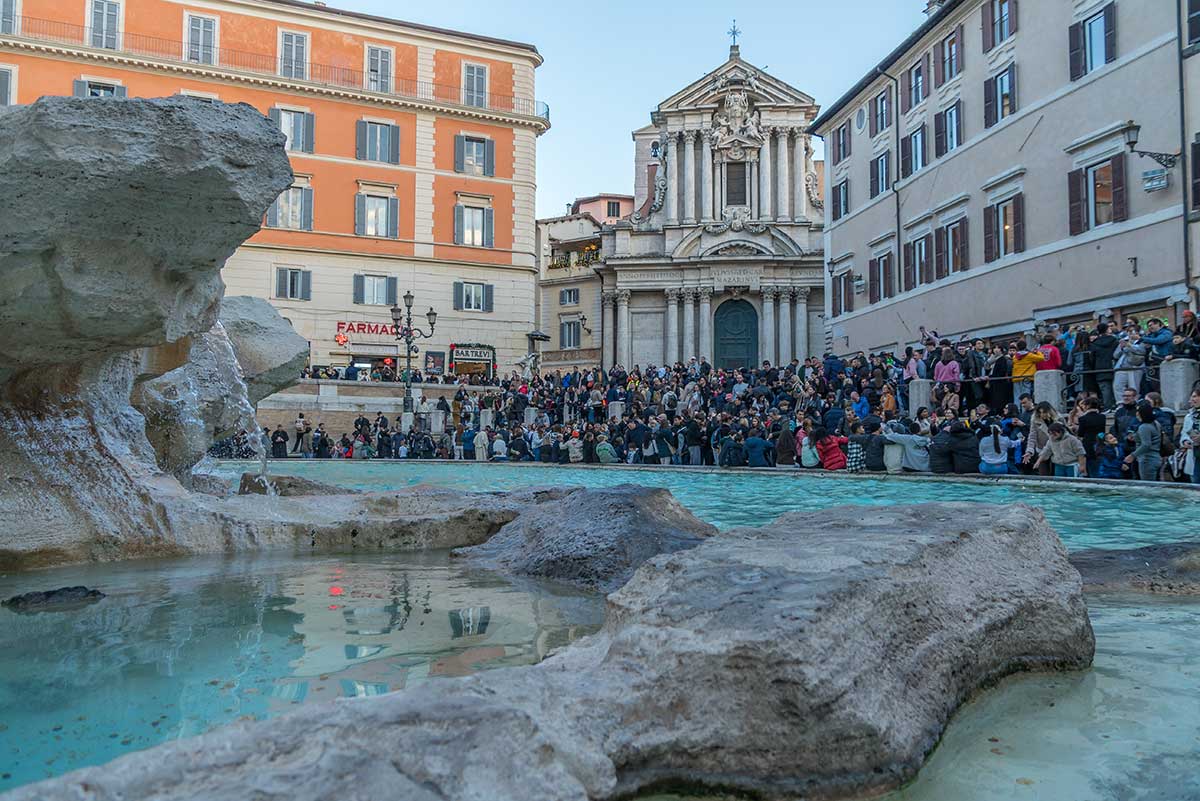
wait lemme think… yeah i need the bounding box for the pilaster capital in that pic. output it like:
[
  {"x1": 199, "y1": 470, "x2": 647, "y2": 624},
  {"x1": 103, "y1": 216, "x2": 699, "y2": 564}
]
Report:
[
  {"x1": 616, "y1": 289, "x2": 632, "y2": 305},
  {"x1": 682, "y1": 130, "x2": 697, "y2": 143},
  {"x1": 702, "y1": 128, "x2": 716, "y2": 146},
  {"x1": 697, "y1": 286, "x2": 713, "y2": 302},
  {"x1": 762, "y1": 286, "x2": 779, "y2": 301},
  {"x1": 680, "y1": 288, "x2": 697, "y2": 303},
  {"x1": 664, "y1": 288, "x2": 681, "y2": 303},
  {"x1": 601, "y1": 290, "x2": 617, "y2": 307},
  {"x1": 795, "y1": 287, "x2": 812, "y2": 302}
]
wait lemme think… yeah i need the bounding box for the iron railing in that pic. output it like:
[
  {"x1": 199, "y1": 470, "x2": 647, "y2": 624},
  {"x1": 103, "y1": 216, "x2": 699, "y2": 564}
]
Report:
[{"x1": 0, "y1": 15, "x2": 550, "y2": 121}]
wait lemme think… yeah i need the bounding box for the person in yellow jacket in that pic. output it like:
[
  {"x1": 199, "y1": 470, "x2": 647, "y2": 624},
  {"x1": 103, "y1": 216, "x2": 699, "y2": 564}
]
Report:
[{"x1": 1009, "y1": 342, "x2": 1045, "y2": 403}]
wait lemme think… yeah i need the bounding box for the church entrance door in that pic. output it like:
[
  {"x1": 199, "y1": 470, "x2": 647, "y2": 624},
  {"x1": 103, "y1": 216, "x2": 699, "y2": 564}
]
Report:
[{"x1": 713, "y1": 299, "x2": 758, "y2": 370}]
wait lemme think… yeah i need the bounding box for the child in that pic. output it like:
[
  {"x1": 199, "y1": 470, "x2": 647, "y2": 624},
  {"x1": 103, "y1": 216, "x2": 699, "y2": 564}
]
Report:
[{"x1": 1095, "y1": 433, "x2": 1124, "y2": 479}]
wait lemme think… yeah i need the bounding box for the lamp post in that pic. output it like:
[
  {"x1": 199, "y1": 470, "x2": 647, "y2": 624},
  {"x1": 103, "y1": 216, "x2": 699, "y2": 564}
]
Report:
[
  {"x1": 390, "y1": 290, "x2": 437, "y2": 414},
  {"x1": 1122, "y1": 121, "x2": 1180, "y2": 169}
]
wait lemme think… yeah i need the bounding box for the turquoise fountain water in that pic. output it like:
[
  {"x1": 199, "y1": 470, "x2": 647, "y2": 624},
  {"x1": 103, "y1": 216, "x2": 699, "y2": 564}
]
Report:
[{"x1": 1, "y1": 461, "x2": 1196, "y2": 797}]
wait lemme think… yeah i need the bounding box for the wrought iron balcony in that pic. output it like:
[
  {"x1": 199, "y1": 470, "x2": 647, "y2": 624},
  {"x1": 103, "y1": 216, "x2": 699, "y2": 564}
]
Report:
[{"x1": 0, "y1": 16, "x2": 550, "y2": 122}]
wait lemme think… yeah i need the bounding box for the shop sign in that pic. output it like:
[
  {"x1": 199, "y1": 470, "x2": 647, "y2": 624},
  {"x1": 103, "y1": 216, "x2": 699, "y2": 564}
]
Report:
[
  {"x1": 454, "y1": 347, "x2": 493, "y2": 362},
  {"x1": 424, "y1": 351, "x2": 446, "y2": 375},
  {"x1": 335, "y1": 321, "x2": 396, "y2": 338}
]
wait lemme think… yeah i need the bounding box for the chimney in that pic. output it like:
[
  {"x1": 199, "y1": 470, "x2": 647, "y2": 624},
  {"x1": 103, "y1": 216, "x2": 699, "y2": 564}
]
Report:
[{"x1": 924, "y1": 0, "x2": 945, "y2": 15}]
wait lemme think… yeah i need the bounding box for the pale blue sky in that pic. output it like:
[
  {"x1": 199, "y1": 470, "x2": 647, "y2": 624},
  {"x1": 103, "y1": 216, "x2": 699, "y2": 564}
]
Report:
[{"x1": 348, "y1": 0, "x2": 927, "y2": 217}]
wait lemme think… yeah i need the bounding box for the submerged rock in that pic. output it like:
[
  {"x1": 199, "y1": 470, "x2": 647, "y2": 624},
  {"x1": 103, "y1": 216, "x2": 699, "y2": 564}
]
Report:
[
  {"x1": 453, "y1": 484, "x2": 715, "y2": 592},
  {"x1": 2, "y1": 586, "x2": 105, "y2": 613},
  {"x1": 10, "y1": 503, "x2": 1094, "y2": 801},
  {"x1": 238, "y1": 472, "x2": 361, "y2": 497},
  {"x1": 1071, "y1": 541, "x2": 1200, "y2": 595}
]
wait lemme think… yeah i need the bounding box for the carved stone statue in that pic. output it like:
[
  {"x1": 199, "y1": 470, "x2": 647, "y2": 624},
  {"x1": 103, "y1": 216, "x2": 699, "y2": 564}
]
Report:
[{"x1": 711, "y1": 90, "x2": 763, "y2": 151}]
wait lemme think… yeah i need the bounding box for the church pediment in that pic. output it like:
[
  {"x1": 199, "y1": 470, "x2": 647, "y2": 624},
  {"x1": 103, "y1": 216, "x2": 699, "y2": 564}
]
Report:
[{"x1": 655, "y1": 47, "x2": 817, "y2": 115}]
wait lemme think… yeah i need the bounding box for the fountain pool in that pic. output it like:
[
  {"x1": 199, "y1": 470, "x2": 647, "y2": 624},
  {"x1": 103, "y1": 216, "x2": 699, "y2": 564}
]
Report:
[{"x1": 1, "y1": 461, "x2": 1196, "y2": 797}]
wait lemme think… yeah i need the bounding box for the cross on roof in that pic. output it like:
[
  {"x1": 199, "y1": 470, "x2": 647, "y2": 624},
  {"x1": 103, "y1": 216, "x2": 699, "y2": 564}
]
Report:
[{"x1": 728, "y1": 19, "x2": 741, "y2": 46}]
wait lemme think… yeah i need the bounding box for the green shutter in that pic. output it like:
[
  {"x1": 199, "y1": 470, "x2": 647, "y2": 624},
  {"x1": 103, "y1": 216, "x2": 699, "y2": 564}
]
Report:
[
  {"x1": 275, "y1": 267, "x2": 288, "y2": 298},
  {"x1": 453, "y1": 204, "x2": 464, "y2": 245},
  {"x1": 266, "y1": 196, "x2": 279, "y2": 228},
  {"x1": 454, "y1": 135, "x2": 465, "y2": 173},
  {"x1": 386, "y1": 276, "x2": 398, "y2": 306},
  {"x1": 388, "y1": 124, "x2": 400, "y2": 164},
  {"x1": 484, "y1": 139, "x2": 495, "y2": 176},
  {"x1": 352, "y1": 274, "x2": 365, "y2": 304},
  {"x1": 453, "y1": 281, "x2": 464, "y2": 310},
  {"x1": 387, "y1": 197, "x2": 399, "y2": 239},
  {"x1": 303, "y1": 112, "x2": 315, "y2": 153},
  {"x1": 73, "y1": 80, "x2": 89, "y2": 97},
  {"x1": 482, "y1": 284, "x2": 494, "y2": 313},
  {"x1": 300, "y1": 270, "x2": 312, "y2": 301},
  {"x1": 355, "y1": 120, "x2": 367, "y2": 160},
  {"x1": 300, "y1": 187, "x2": 313, "y2": 231},
  {"x1": 483, "y1": 208, "x2": 494, "y2": 248},
  {"x1": 354, "y1": 194, "x2": 366, "y2": 236},
  {"x1": 0, "y1": 70, "x2": 8, "y2": 106}
]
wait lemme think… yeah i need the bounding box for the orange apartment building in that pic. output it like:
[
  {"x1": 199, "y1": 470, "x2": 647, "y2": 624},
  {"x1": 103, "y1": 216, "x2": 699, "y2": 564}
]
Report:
[{"x1": 0, "y1": 0, "x2": 549, "y2": 380}]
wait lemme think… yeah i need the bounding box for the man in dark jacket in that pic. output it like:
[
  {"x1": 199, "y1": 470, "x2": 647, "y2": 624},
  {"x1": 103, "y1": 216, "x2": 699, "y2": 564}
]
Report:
[
  {"x1": 929, "y1": 422, "x2": 978, "y2": 474},
  {"x1": 1090, "y1": 323, "x2": 1119, "y2": 411}
]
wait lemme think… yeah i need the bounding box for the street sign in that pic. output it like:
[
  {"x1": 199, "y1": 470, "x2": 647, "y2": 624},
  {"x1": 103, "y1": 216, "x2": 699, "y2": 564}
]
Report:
[{"x1": 1142, "y1": 169, "x2": 1169, "y2": 192}]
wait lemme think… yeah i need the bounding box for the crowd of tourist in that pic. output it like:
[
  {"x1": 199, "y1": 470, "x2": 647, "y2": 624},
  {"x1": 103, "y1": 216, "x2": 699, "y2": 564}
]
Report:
[
  {"x1": 234, "y1": 315, "x2": 1200, "y2": 484},
  {"x1": 301, "y1": 363, "x2": 501, "y2": 386}
]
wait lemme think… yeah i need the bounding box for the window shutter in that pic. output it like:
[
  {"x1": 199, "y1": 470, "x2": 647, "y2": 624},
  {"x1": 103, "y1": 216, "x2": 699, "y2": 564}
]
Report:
[
  {"x1": 886, "y1": 86, "x2": 893, "y2": 128},
  {"x1": 114, "y1": 86, "x2": 128, "y2": 98},
  {"x1": 957, "y1": 218, "x2": 970, "y2": 270},
  {"x1": 902, "y1": 242, "x2": 916, "y2": 290},
  {"x1": 1068, "y1": 169, "x2": 1087, "y2": 235},
  {"x1": 355, "y1": 120, "x2": 367, "y2": 160},
  {"x1": 935, "y1": 226, "x2": 948, "y2": 279},
  {"x1": 386, "y1": 276, "x2": 398, "y2": 306},
  {"x1": 266, "y1": 196, "x2": 279, "y2": 228},
  {"x1": 1110, "y1": 152, "x2": 1128, "y2": 223},
  {"x1": 934, "y1": 110, "x2": 947, "y2": 158},
  {"x1": 73, "y1": 80, "x2": 89, "y2": 97},
  {"x1": 1012, "y1": 193, "x2": 1026, "y2": 253},
  {"x1": 870, "y1": 99, "x2": 878, "y2": 138},
  {"x1": 984, "y1": 204, "x2": 998, "y2": 262},
  {"x1": 901, "y1": 134, "x2": 912, "y2": 179},
  {"x1": 831, "y1": 134, "x2": 839, "y2": 166},
  {"x1": 917, "y1": 123, "x2": 927, "y2": 166},
  {"x1": 842, "y1": 273, "x2": 854, "y2": 313},
  {"x1": 354, "y1": 193, "x2": 366, "y2": 236},
  {"x1": 870, "y1": 159, "x2": 879, "y2": 198},
  {"x1": 560, "y1": 322, "x2": 567, "y2": 346},
  {"x1": 934, "y1": 42, "x2": 945, "y2": 89},
  {"x1": 954, "y1": 100, "x2": 964, "y2": 146},
  {"x1": 453, "y1": 281, "x2": 464, "y2": 310},
  {"x1": 454, "y1": 134, "x2": 465, "y2": 173},
  {"x1": 387, "y1": 197, "x2": 399, "y2": 239},
  {"x1": 483, "y1": 284, "x2": 494, "y2": 313},
  {"x1": 1103, "y1": 3, "x2": 1117, "y2": 63},
  {"x1": 844, "y1": 125, "x2": 851, "y2": 159},
  {"x1": 1007, "y1": 64, "x2": 1019, "y2": 113},
  {"x1": 453, "y1": 204, "x2": 464, "y2": 245},
  {"x1": 922, "y1": 53, "x2": 931, "y2": 99},
  {"x1": 957, "y1": 25, "x2": 965, "y2": 70},
  {"x1": 883, "y1": 256, "x2": 895, "y2": 297},
  {"x1": 1192, "y1": 142, "x2": 1200, "y2": 210},
  {"x1": 900, "y1": 73, "x2": 911, "y2": 115},
  {"x1": 352, "y1": 274, "x2": 365, "y2": 304},
  {"x1": 984, "y1": 76, "x2": 997, "y2": 128},
  {"x1": 831, "y1": 274, "x2": 842, "y2": 316},
  {"x1": 275, "y1": 267, "x2": 288, "y2": 298},
  {"x1": 559, "y1": 288, "x2": 567, "y2": 304},
  {"x1": 984, "y1": 0, "x2": 996, "y2": 51},
  {"x1": 388, "y1": 124, "x2": 400, "y2": 164},
  {"x1": 0, "y1": 70, "x2": 9, "y2": 106},
  {"x1": 303, "y1": 113, "x2": 315, "y2": 153},
  {"x1": 920, "y1": 234, "x2": 934, "y2": 284},
  {"x1": 269, "y1": 107, "x2": 281, "y2": 129},
  {"x1": 483, "y1": 208, "x2": 495, "y2": 248},
  {"x1": 300, "y1": 270, "x2": 312, "y2": 301},
  {"x1": 868, "y1": 258, "x2": 880, "y2": 304},
  {"x1": 300, "y1": 187, "x2": 313, "y2": 231},
  {"x1": 1069, "y1": 22, "x2": 1085, "y2": 81},
  {"x1": 1010, "y1": 0, "x2": 1019, "y2": 34},
  {"x1": 484, "y1": 139, "x2": 496, "y2": 177}
]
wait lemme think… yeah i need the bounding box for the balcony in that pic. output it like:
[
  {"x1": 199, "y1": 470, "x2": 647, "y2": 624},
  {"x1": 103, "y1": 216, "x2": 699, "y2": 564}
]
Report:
[{"x1": 0, "y1": 16, "x2": 550, "y2": 122}]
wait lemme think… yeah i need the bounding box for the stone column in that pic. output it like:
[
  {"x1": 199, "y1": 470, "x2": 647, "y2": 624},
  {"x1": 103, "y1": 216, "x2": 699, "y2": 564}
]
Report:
[
  {"x1": 698, "y1": 287, "x2": 713, "y2": 362},
  {"x1": 759, "y1": 131, "x2": 773, "y2": 221},
  {"x1": 681, "y1": 288, "x2": 696, "y2": 362},
  {"x1": 778, "y1": 288, "x2": 793, "y2": 365},
  {"x1": 616, "y1": 289, "x2": 632, "y2": 368},
  {"x1": 1161, "y1": 358, "x2": 1199, "y2": 413},
  {"x1": 776, "y1": 128, "x2": 791, "y2": 221},
  {"x1": 682, "y1": 131, "x2": 697, "y2": 224},
  {"x1": 665, "y1": 288, "x2": 680, "y2": 366},
  {"x1": 700, "y1": 131, "x2": 714, "y2": 222},
  {"x1": 665, "y1": 132, "x2": 679, "y2": 225},
  {"x1": 794, "y1": 287, "x2": 810, "y2": 361},
  {"x1": 1034, "y1": 369, "x2": 1067, "y2": 412},
  {"x1": 793, "y1": 131, "x2": 808, "y2": 221},
  {"x1": 601, "y1": 290, "x2": 615, "y2": 369},
  {"x1": 761, "y1": 287, "x2": 777, "y2": 366}
]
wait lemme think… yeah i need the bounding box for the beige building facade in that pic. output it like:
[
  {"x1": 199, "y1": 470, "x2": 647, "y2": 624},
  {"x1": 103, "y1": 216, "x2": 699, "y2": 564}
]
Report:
[
  {"x1": 812, "y1": 0, "x2": 1199, "y2": 356},
  {"x1": 595, "y1": 45, "x2": 826, "y2": 371}
]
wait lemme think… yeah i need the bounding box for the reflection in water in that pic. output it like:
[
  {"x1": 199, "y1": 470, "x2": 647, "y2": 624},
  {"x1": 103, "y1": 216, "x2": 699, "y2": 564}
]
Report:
[{"x1": 0, "y1": 552, "x2": 603, "y2": 789}]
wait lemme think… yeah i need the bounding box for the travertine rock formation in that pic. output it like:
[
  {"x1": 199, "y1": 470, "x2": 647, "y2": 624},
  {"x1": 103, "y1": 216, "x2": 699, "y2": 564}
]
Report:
[
  {"x1": 8, "y1": 504, "x2": 1094, "y2": 801},
  {"x1": 219, "y1": 295, "x2": 310, "y2": 406}
]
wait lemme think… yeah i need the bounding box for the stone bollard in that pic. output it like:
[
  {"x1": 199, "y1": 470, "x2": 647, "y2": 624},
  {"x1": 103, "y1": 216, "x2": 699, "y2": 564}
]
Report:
[
  {"x1": 608, "y1": 401, "x2": 625, "y2": 421},
  {"x1": 1034, "y1": 369, "x2": 1067, "y2": 411},
  {"x1": 1161, "y1": 358, "x2": 1199, "y2": 413},
  {"x1": 401, "y1": 412, "x2": 414, "y2": 434},
  {"x1": 908, "y1": 379, "x2": 932, "y2": 414},
  {"x1": 480, "y1": 409, "x2": 494, "y2": 430},
  {"x1": 430, "y1": 410, "x2": 446, "y2": 434},
  {"x1": 524, "y1": 407, "x2": 537, "y2": 426}
]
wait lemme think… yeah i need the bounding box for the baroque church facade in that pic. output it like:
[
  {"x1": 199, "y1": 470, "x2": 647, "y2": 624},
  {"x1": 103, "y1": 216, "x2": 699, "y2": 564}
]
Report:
[{"x1": 595, "y1": 44, "x2": 826, "y2": 371}]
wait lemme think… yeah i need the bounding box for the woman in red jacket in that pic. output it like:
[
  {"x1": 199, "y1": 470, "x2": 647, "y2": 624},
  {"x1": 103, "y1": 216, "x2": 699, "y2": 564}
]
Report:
[{"x1": 811, "y1": 426, "x2": 848, "y2": 471}]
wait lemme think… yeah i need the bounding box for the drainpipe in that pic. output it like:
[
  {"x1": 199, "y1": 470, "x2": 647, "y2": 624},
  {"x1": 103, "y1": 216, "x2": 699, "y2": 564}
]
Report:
[
  {"x1": 877, "y1": 67, "x2": 903, "y2": 305},
  {"x1": 1177, "y1": 0, "x2": 1196, "y2": 310}
]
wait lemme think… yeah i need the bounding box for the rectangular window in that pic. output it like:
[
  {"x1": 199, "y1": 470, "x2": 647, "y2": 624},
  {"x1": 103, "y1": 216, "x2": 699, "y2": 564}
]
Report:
[
  {"x1": 997, "y1": 197, "x2": 1017, "y2": 257},
  {"x1": 461, "y1": 206, "x2": 486, "y2": 247},
  {"x1": 726, "y1": 161, "x2": 747, "y2": 206},
  {"x1": 361, "y1": 275, "x2": 389, "y2": 305},
  {"x1": 996, "y1": 69, "x2": 1014, "y2": 120},
  {"x1": 90, "y1": 0, "x2": 119, "y2": 50},
  {"x1": 909, "y1": 60, "x2": 925, "y2": 108},
  {"x1": 277, "y1": 108, "x2": 305, "y2": 151},
  {"x1": 911, "y1": 127, "x2": 926, "y2": 172},
  {"x1": 606, "y1": 200, "x2": 621, "y2": 218},
  {"x1": 947, "y1": 219, "x2": 968, "y2": 272},
  {"x1": 945, "y1": 103, "x2": 960, "y2": 152},
  {"x1": 364, "y1": 122, "x2": 392, "y2": 162},
  {"x1": 560, "y1": 321, "x2": 581, "y2": 350},
  {"x1": 276, "y1": 267, "x2": 310, "y2": 300},
  {"x1": 186, "y1": 14, "x2": 216, "y2": 66},
  {"x1": 463, "y1": 63, "x2": 487, "y2": 108},
  {"x1": 1087, "y1": 160, "x2": 1114, "y2": 229},
  {"x1": 871, "y1": 153, "x2": 891, "y2": 198},
  {"x1": 462, "y1": 137, "x2": 487, "y2": 175},
  {"x1": 941, "y1": 32, "x2": 960, "y2": 81},
  {"x1": 363, "y1": 195, "x2": 391, "y2": 237},
  {"x1": 832, "y1": 180, "x2": 850, "y2": 221},
  {"x1": 463, "y1": 281, "x2": 485, "y2": 311},
  {"x1": 0, "y1": 0, "x2": 15, "y2": 35},
  {"x1": 1085, "y1": 11, "x2": 1109, "y2": 74},
  {"x1": 271, "y1": 187, "x2": 305, "y2": 230},
  {"x1": 913, "y1": 237, "x2": 929, "y2": 285},
  {"x1": 874, "y1": 91, "x2": 889, "y2": 134},
  {"x1": 1190, "y1": 0, "x2": 1200, "y2": 44},
  {"x1": 0, "y1": 68, "x2": 10, "y2": 106},
  {"x1": 993, "y1": 0, "x2": 1012, "y2": 45},
  {"x1": 84, "y1": 81, "x2": 118, "y2": 97},
  {"x1": 279, "y1": 31, "x2": 307, "y2": 80},
  {"x1": 835, "y1": 123, "x2": 850, "y2": 163},
  {"x1": 559, "y1": 288, "x2": 580, "y2": 305},
  {"x1": 366, "y1": 46, "x2": 391, "y2": 93}
]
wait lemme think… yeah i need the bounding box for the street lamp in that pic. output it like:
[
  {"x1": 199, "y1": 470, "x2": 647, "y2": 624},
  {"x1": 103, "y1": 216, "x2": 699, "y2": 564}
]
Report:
[
  {"x1": 390, "y1": 292, "x2": 437, "y2": 413},
  {"x1": 1122, "y1": 121, "x2": 1180, "y2": 169}
]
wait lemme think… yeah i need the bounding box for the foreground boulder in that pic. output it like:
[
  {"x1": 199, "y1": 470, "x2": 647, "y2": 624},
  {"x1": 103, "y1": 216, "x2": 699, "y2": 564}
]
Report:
[
  {"x1": 453, "y1": 484, "x2": 716, "y2": 591},
  {"x1": 1071, "y1": 541, "x2": 1200, "y2": 595},
  {"x1": 10, "y1": 503, "x2": 1094, "y2": 801},
  {"x1": 220, "y1": 295, "x2": 310, "y2": 406}
]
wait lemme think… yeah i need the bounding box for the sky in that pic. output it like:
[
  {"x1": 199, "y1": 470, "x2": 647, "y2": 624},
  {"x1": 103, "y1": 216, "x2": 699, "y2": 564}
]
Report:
[{"x1": 345, "y1": 0, "x2": 928, "y2": 218}]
